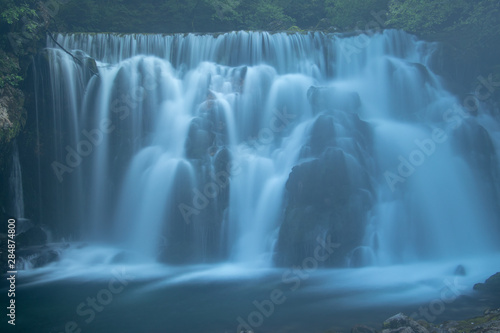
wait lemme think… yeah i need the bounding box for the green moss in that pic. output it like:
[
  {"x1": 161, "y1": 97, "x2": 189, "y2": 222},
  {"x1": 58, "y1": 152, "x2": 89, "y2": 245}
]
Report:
[
  {"x1": 450, "y1": 313, "x2": 500, "y2": 333},
  {"x1": 287, "y1": 26, "x2": 303, "y2": 32},
  {"x1": 0, "y1": 50, "x2": 23, "y2": 88}
]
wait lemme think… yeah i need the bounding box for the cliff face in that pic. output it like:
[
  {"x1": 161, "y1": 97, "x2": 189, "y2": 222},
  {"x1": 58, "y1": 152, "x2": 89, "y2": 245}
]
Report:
[
  {"x1": 0, "y1": 84, "x2": 26, "y2": 144},
  {"x1": 0, "y1": 52, "x2": 27, "y2": 219}
]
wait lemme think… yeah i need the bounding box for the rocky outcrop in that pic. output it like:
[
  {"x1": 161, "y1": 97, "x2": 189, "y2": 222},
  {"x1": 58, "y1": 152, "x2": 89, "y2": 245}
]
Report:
[
  {"x1": 382, "y1": 313, "x2": 430, "y2": 333},
  {"x1": 0, "y1": 84, "x2": 26, "y2": 144},
  {"x1": 351, "y1": 309, "x2": 500, "y2": 333},
  {"x1": 274, "y1": 88, "x2": 375, "y2": 268},
  {"x1": 474, "y1": 273, "x2": 500, "y2": 295}
]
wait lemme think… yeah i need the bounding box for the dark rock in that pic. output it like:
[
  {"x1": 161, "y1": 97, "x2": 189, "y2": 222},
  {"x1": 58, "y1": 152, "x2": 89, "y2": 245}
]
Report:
[
  {"x1": 31, "y1": 249, "x2": 60, "y2": 268},
  {"x1": 484, "y1": 308, "x2": 500, "y2": 316},
  {"x1": 275, "y1": 105, "x2": 374, "y2": 268},
  {"x1": 382, "y1": 313, "x2": 429, "y2": 333},
  {"x1": 0, "y1": 83, "x2": 26, "y2": 143},
  {"x1": 16, "y1": 226, "x2": 47, "y2": 247},
  {"x1": 454, "y1": 265, "x2": 466, "y2": 276},
  {"x1": 473, "y1": 272, "x2": 500, "y2": 293},
  {"x1": 440, "y1": 309, "x2": 500, "y2": 333},
  {"x1": 383, "y1": 313, "x2": 412, "y2": 329},
  {"x1": 286, "y1": 148, "x2": 351, "y2": 207},
  {"x1": 309, "y1": 115, "x2": 336, "y2": 155},
  {"x1": 185, "y1": 117, "x2": 216, "y2": 159},
  {"x1": 274, "y1": 147, "x2": 373, "y2": 267},
  {"x1": 83, "y1": 56, "x2": 98, "y2": 76}
]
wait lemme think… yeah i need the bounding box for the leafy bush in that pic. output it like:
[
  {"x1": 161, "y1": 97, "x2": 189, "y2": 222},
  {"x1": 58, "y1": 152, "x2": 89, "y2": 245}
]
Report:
[{"x1": 325, "y1": 0, "x2": 389, "y2": 30}]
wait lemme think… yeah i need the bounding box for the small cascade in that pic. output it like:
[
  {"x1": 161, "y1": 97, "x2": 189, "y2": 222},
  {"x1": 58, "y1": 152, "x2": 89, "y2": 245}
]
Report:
[{"x1": 9, "y1": 141, "x2": 24, "y2": 219}]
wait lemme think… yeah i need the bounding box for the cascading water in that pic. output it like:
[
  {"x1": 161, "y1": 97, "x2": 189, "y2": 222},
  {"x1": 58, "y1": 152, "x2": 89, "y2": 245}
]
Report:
[
  {"x1": 17, "y1": 29, "x2": 500, "y2": 333},
  {"x1": 9, "y1": 140, "x2": 25, "y2": 219},
  {"x1": 33, "y1": 29, "x2": 500, "y2": 268}
]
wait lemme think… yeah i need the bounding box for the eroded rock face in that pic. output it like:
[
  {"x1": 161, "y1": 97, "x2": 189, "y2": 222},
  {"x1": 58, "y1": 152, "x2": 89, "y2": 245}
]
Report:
[{"x1": 0, "y1": 84, "x2": 25, "y2": 143}]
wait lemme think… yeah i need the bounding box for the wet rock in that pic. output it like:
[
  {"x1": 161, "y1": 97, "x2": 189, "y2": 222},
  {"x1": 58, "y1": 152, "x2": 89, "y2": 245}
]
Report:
[
  {"x1": 83, "y1": 56, "x2": 99, "y2": 76},
  {"x1": 484, "y1": 309, "x2": 500, "y2": 316},
  {"x1": 286, "y1": 148, "x2": 351, "y2": 207},
  {"x1": 17, "y1": 243, "x2": 69, "y2": 269},
  {"x1": 441, "y1": 308, "x2": 500, "y2": 333},
  {"x1": 274, "y1": 147, "x2": 373, "y2": 267},
  {"x1": 309, "y1": 114, "x2": 336, "y2": 155},
  {"x1": 31, "y1": 249, "x2": 60, "y2": 268},
  {"x1": 382, "y1": 313, "x2": 429, "y2": 333},
  {"x1": 454, "y1": 265, "x2": 466, "y2": 276},
  {"x1": 473, "y1": 272, "x2": 500, "y2": 294},
  {"x1": 185, "y1": 117, "x2": 216, "y2": 159},
  {"x1": 275, "y1": 106, "x2": 374, "y2": 268},
  {"x1": 16, "y1": 226, "x2": 47, "y2": 247}
]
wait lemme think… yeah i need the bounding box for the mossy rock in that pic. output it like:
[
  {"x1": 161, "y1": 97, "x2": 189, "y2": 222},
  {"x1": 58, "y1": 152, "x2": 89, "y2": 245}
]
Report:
[
  {"x1": 473, "y1": 272, "x2": 500, "y2": 293},
  {"x1": 0, "y1": 84, "x2": 26, "y2": 144}
]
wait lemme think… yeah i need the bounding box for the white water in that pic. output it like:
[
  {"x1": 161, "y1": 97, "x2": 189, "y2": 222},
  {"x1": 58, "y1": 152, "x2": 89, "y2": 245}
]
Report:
[
  {"x1": 16, "y1": 30, "x2": 500, "y2": 333},
  {"x1": 9, "y1": 141, "x2": 25, "y2": 219},
  {"x1": 34, "y1": 29, "x2": 500, "y2": 271}
]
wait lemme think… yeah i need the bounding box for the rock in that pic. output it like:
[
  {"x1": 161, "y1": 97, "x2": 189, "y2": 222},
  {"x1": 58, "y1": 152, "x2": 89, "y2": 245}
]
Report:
[
  {"x1": 31, "y1": 249, "x2": 60, "y2": 268},
  {"x1": 274, "y1": 105, "x2": 374, "y2": 268},
  {"x1": 484, "y1": 309, "x2": 500, "y2": 316},
  {"x1": 445, "y1": 309, "x2": 500, "y2": 333},
  {"x1": 0, "y1": 84, "x2": 26, "y2": 143},
  {"x1": 383, "y1": 313, "x2": 412, "y2": 329},
  {"x1": 382, "y1": 313, "x2": 429, "y2": 333},
  {"x1": 16, "y1": 226, "x2": 47, "y2": 247},
  {"x1": 309, "y1": 114, "x2": 336, "y2": 155},
  {"x1": 17, "y1": 244, "x2": 68, "y2": 269},
  {"x1": 185, "y1": 117, "x2": 216, "y2": 159},
  {"x1": 454, "y1": 265, "x2": 466, "y2": 276},
  {"x1": 473, "y1": 272, "x2": 500, "y2": 294},
  {"x1": 83, "y1": 56, "x2": 99, "y2": 76}
]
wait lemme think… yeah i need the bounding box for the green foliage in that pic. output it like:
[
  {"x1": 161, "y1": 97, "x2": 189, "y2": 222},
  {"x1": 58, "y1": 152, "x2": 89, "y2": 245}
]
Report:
[
  {"x1": 386, "y1": 0, "x2": 470, "y2": 35},
  {"x1": 325, "y1": 0, "x2": 389, "y2": 30},
  {"x1": 0, "y1": 50, "x2": 22, "y2": 88},
  {"x1": 287, "y1": 26, "x2": 303, "y2": 32},
  {"x1": 1, "y1": 3, "x2": 37, "y2": 25},
  {"x1": 386, "y1": 0, "x2": 500, "y2": 60},
  {"x1": 0, "y1": 74, "x2": 23, "y2": 88},
  {"x1": 56, "y1": 0, "x2": 298, "y2": 32},
  {"x1": 242, "y1": 0, "x2": 295, "y2": 30},
  {"x1": 280, "y1": 0, "x2": 325, "y2": 29}
]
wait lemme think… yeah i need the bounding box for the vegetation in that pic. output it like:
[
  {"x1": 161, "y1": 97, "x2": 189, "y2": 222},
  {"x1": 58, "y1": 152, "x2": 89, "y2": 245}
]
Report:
[
  {"x1": 325, "y1": 0, "x2": 389, "y2": 30},
  {"x1": 386, "y1": 0, "x2": 500, "y2": 94}
]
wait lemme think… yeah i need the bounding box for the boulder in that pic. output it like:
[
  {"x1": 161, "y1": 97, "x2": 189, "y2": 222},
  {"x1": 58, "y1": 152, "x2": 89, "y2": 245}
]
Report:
[
  {"x1": 473, "y1": 272, "x2": 500, "y2": 294},
  {"x1": 382, "y1": 313, "x2": 429, "y2": 333},
  {"x1": 454, "y1": 265, "x2": 466, "y2": 276},
  {"x1": 16, "y1": 226, "x2": 47, "y2": 247}
]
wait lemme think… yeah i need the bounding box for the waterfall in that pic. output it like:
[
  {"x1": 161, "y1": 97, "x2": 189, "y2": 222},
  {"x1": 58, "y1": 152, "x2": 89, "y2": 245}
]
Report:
[
  {"x1": 34, "y1": 29, "x2": 500, "y2": 267},
  {"x1": 10, "y1": 141, "x2": 25, "y2": 219}
]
